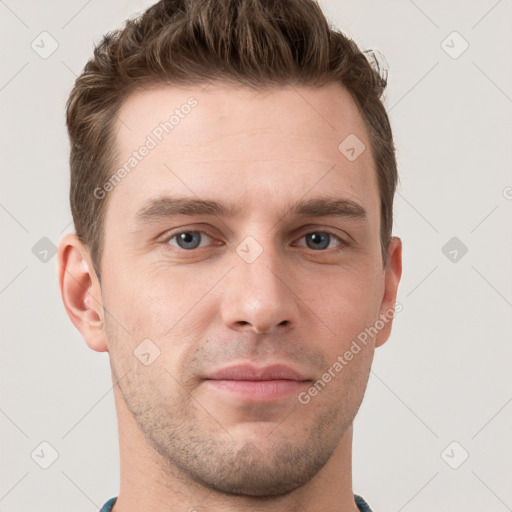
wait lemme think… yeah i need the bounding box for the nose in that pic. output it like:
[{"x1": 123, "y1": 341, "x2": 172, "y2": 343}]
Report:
[{"x1": 220, "y1": 241, "x2": 300, "y2": 335}]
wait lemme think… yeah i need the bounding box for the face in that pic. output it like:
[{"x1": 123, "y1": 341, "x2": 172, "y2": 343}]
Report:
[{"x1": 93, "y1": 83, "x2": 401, "y2": 496}]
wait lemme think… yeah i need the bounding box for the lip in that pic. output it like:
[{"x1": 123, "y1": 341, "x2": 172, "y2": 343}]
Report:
[
  {"x1": 205, "y1": 363, "x2": 310, "y2": 381},
  {"x1": 203, "y1": 363, "x2": 311, "y2": 401}
]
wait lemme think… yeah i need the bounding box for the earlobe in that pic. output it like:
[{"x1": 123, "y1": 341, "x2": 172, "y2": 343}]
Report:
[
  {"x1": 375, "y1": 236, "x2": 403, "y2": 348},
  {"x1": 57, "y1": 234, "x2": 108, "y2": 352}
]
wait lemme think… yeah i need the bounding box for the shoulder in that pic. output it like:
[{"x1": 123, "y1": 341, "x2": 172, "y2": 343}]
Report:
[
  {"x1": 99, "y1": 496, "x2": 117, "y2": 512},
  {"x1": 354, "y1": 493, "x2": 373, "y2": 512}
]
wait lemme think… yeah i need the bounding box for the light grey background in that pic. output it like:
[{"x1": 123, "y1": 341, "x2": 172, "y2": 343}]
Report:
[{"x1": 1, "y1": 1, "x2": 511, "y2": 511}]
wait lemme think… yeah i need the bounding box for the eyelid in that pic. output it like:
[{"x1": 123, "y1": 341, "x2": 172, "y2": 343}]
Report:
[
  {"x1": 158, "y1": 223, "x2": 217, "y2": 241},
  {"x1": 162, "y1": 229, "x2": 217, "y2": 248}
]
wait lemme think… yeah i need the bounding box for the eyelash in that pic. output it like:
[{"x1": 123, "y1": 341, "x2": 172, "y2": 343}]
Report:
[{"x1": 161, "y1": 229, "x2": 349, "y2": 252}]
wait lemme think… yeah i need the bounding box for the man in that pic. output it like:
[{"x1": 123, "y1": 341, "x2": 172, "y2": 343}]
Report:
[{"x1": 57, "y1": 0, "x2": 402, "y2": 511}]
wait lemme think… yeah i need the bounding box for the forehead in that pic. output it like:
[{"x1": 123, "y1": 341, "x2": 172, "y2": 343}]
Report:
[
  {"x1": 106, "y1": 82, "x2": 379, "y2": 223},
  {"x1": 116, "y1": 82, "x2": 369, "y2": 154}
]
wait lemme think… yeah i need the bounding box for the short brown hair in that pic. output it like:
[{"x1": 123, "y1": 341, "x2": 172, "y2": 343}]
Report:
[{"x1": 66, "y1": 0, "x2": 397, "y2": 275}]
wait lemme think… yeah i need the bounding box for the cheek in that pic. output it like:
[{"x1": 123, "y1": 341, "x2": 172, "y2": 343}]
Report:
[
  {"x1": 104, "y1": 262, "x2": 212, "y2": 333},
  {"x1": 102, "y1": 268, "x2": 218, "y2": 379},
  {"x1": 302, "y1": 265, "x2": 384, "y2": 334}
]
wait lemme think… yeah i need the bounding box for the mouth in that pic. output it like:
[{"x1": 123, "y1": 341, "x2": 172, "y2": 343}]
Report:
[
  {"x1": 203, "y1": 363, "x2": 312, "y2": 401},
  {"x1": 204, "y1": 379, "x2": 310, "y2": 401}
]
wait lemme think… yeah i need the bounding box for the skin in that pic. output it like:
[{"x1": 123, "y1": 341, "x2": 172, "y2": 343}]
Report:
[{"x1": 58, "y1": 82, "x2": 402, "y2": 512}]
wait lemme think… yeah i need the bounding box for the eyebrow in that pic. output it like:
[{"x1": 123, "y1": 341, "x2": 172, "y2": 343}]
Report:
[{"x1": 134, "y1": 195, "x2": 367, "y2": 226}]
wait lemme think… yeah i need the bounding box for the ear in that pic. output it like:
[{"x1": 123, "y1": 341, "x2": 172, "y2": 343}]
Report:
[
  {"x1": 375, "y1": 236, "x2": 402, "y2": 348},
  {"x1": 57, "y1": 233, "x2": 108, "y2": 352}
]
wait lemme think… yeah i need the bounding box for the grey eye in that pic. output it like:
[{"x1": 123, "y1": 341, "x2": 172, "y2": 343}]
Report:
[
  {"x1": 172, "y1": 231, "x2": 203, "y2": 250},
  {"x1": 304, "y1": 232, "x2": 332, "y2": 250}
]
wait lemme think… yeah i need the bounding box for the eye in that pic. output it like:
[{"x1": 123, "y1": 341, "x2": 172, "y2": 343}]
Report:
[
  {"x1": 296, "y1": 231, "x2": 344, "y2": 251},
  {"x1": 161, "y1": 229, "x2": 347, "y2": 253},
  {"x1": 166, "y1": 231, "x2": 214, "y2": 250}
]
